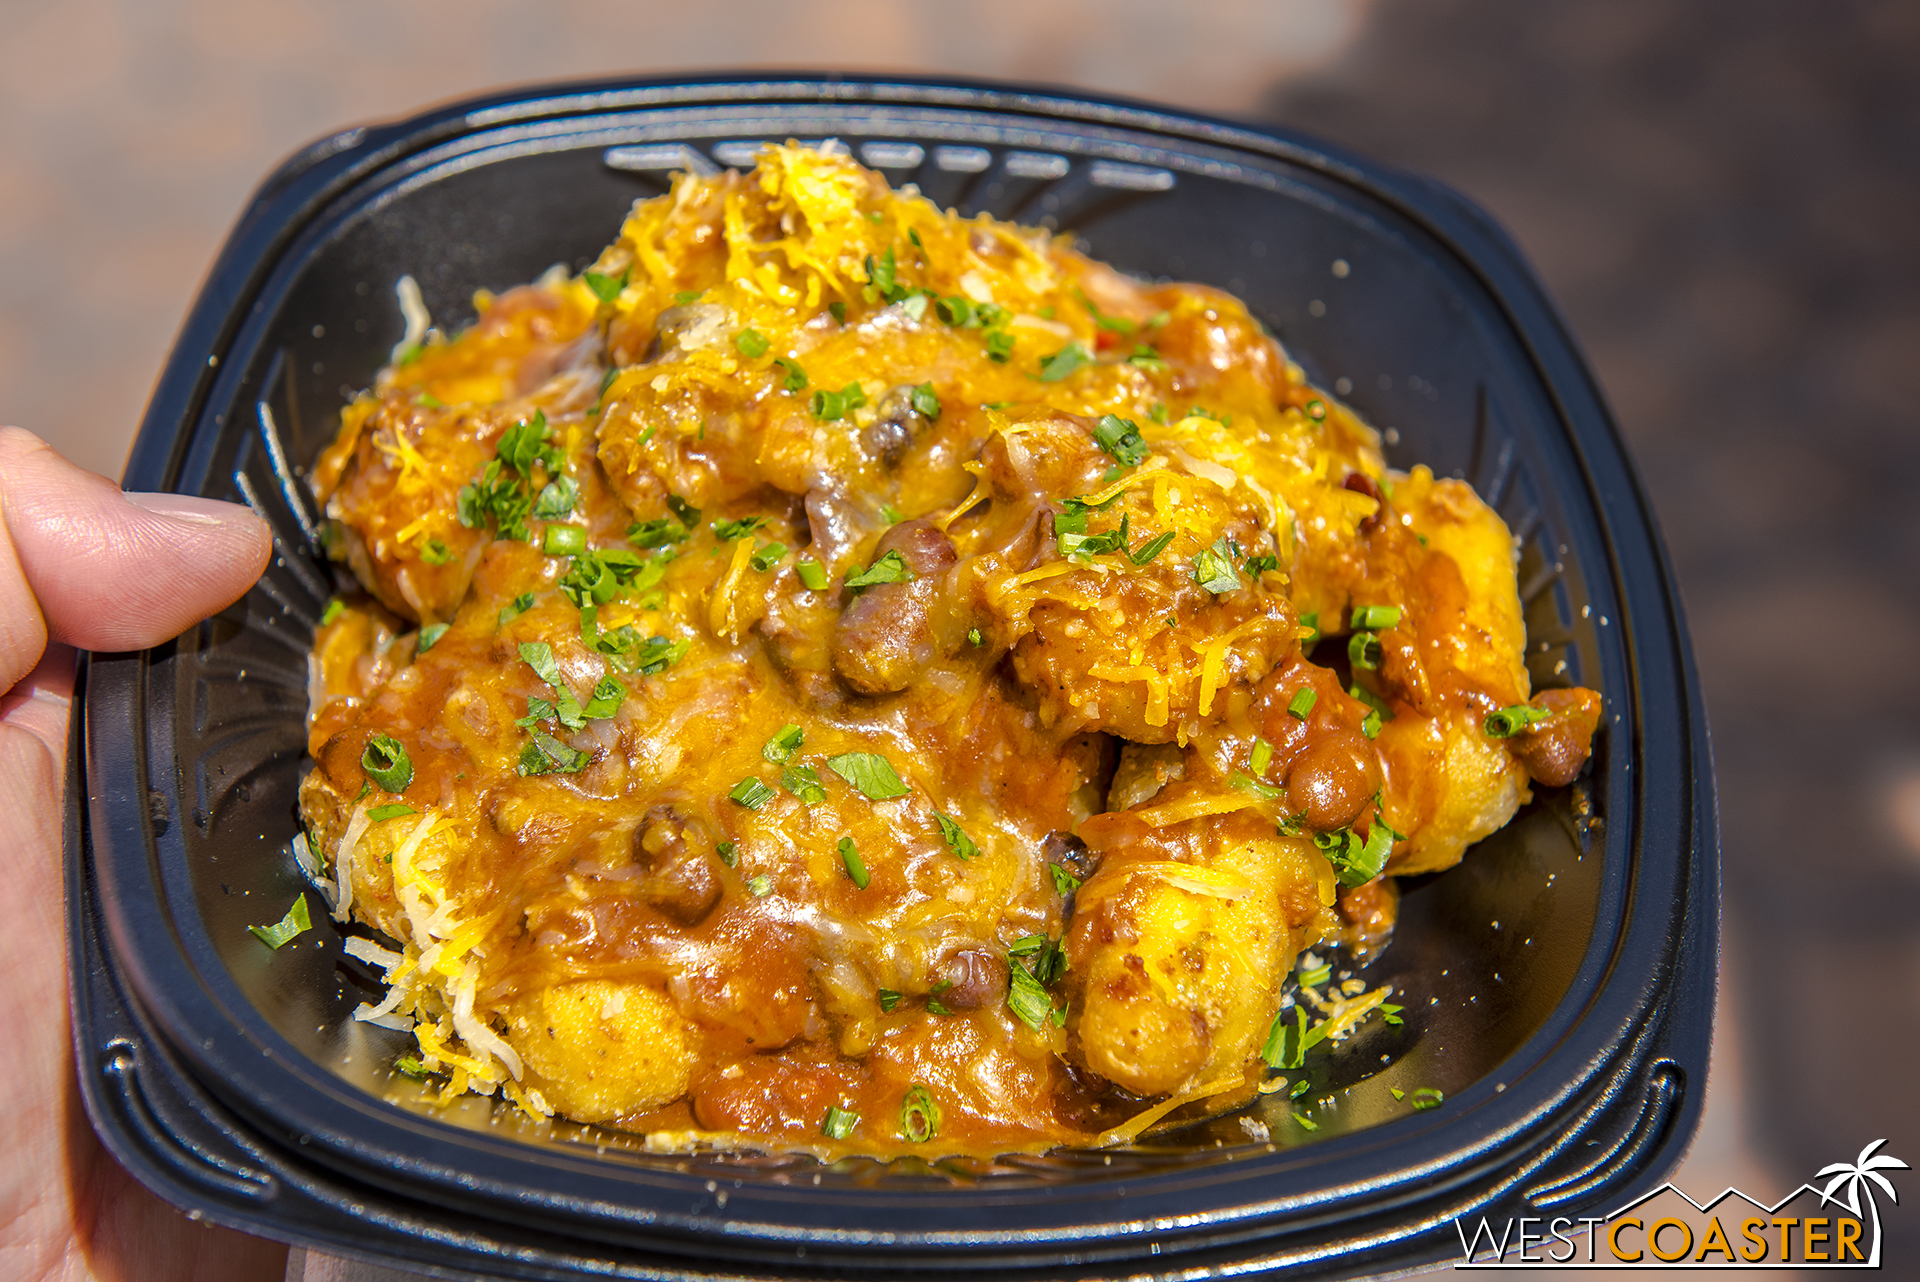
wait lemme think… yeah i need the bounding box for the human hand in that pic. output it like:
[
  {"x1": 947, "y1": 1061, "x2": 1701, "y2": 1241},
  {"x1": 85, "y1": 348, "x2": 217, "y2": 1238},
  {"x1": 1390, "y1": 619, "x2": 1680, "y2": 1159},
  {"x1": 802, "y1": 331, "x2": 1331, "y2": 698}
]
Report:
[{"x1": 0, "y1": 427, "x2": 289, "y2": 1281}]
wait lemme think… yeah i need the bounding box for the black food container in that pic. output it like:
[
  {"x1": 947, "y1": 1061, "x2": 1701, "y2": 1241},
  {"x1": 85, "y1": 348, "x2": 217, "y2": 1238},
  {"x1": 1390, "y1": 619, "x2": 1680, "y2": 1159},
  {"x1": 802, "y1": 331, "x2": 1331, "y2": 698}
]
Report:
[{"x1": 69, "y1": 75, "x2": 1717, "y2": 1280}]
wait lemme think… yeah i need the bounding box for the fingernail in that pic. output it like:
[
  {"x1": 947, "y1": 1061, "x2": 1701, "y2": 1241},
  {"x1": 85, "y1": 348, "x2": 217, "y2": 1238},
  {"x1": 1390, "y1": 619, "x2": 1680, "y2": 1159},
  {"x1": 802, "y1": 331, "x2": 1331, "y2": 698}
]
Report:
[{"x1": 125, "y1": 492, "x2": 266, "y2": 528}]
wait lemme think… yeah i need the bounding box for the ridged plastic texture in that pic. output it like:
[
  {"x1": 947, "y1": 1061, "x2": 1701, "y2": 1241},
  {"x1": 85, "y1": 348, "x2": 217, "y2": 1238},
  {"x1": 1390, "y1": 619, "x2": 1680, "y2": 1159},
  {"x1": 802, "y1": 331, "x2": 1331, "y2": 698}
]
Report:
[{"x1": 68, "y1": 74, "x2": 1717, "y2": 1280}]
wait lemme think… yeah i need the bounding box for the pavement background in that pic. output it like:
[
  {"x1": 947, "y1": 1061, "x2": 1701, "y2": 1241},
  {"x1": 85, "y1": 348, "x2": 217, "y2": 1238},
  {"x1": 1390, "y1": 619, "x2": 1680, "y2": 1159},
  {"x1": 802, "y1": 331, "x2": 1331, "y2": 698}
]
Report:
[{"x1": 5, "y1": 0, "x2": 1917, "y2": 1275}]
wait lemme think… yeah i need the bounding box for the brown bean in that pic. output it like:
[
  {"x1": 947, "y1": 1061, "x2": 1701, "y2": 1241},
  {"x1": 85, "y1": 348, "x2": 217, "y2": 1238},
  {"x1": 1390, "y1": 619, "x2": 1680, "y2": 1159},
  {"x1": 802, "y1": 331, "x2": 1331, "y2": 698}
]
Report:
[
  {"x1": 933, "y1": 947, "x2": 1008, "y2": 1009},
  {"x1": 1285, "y1": 730, "x2": 1382, "y2": 832},
  {"x1": 632, "y1": 806, "x2": 721, "y2": 925},
  {"x1": 830, "y1": 520, "x2": 957, "y2": 695},
  {"x1": 1511, "y1": 687, "x2": 1604, "y2": 787}
]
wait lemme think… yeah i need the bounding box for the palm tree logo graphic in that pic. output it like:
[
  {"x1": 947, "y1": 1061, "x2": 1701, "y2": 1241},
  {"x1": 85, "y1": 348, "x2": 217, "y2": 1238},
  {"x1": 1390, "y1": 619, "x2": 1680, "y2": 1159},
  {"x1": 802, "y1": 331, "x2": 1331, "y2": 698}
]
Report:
[{"x1": 1816, "y1": 1139, "x2": 1909, "y2": 1267}]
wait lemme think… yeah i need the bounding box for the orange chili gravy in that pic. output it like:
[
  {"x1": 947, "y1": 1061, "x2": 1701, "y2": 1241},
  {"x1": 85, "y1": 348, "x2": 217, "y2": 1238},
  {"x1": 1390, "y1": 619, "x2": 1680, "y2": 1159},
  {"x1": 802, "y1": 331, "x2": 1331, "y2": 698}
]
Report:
[{"x1": 299, "y1": 145, "x2": 1600, "y2": 1158}]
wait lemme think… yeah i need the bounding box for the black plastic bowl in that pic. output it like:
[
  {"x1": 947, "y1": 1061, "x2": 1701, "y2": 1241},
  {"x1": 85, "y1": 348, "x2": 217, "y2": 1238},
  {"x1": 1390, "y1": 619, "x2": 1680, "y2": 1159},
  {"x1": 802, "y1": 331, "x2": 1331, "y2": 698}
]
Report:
[{"x1": 68, "y1": 74, "x2": 1717, "y2": 1280}]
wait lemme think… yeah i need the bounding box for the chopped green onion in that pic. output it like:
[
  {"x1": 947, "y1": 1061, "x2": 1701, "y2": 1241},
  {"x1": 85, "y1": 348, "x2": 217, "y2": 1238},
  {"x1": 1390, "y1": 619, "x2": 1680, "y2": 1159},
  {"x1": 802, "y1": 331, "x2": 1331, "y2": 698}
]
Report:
[
  {"x1": 1193, "y1": 537, "x2": 1242, "y2": 594},
  {"x1": 729, "y1": 776, "x2": 776, "y2": 809},
  {"x1": 750, "y1": 540, "x2": 786, "y2": 572},
  {"x1": 715, "y1": 840, "x2": 737, "y2": 867},
  {"x1": 1305, "y1": 398, "x2": 1327, "y2": 421},
  {"x1": 877, "y1": 989, "x2": 901, "y2": 1012},
  {"x1": 418, "y1": 622, "x2": 449, "y2": 652},
  {"x1": 1348, "y1": 631, "x2": 1382, "y2": 671},
  {"x1": 1244, "y1": 553, "x2": 1279, "y2": 574},
  {"x1": 1484, "y1": 704, "x2": 1551, "y2": 738},
  {"x1": 825, "y1": 752, "x2": 911, "y2": 800},
  {"x1": 419, "y1": 537, "x2": 454, "y2": 565},
  {"x1": 1294, "y1": 1111, "x2": 1319, "y2": 1131},
  {"x1": 810, "y1": 381, "x2": 868, "y2": 421},
  {"x1": 1075, "y1": 287, "x2": 1136, "y2": 335},
  {"x1": 1054, "y1": 508, "x2": 1088, "y2": 537},
  {"x1": 542, "y1": 524, "x2": 588, "y2": 557},
  {"x1": 1290, "y1": 1078, "x2": 1312, "y2": 1099},
  {"x1": 1090, "y1": 414, "x2": 1149, "y2": 467},
  {"x1": 497, "y1": 410, "x2": 559, "y2": 475},
  {"x1": 583, "y1": 268, "x2": 628, "y2": 301},
  {"x1": 734, "y1": 328, "x2": 770, "y2": 358},
  {"x1": 1049, "y1": 863, "x2": 1082, "y2": 896},
  {"x1": 393, "y1": 1055, "x2": 429, "y2": 1079},
  {"x1": 1128, "y1": 530, "x2": 1175, "y2": 565},
  {"x1": 320, "y1": 598, "x2": 346, "y2": 627},
  {"x1": 414, "y1": 392, "x2": 446, "y2": 409},
  {"x1": 1298, "y1": 961, "x2": 1332, "y2": 987},
  {"x1": 361, "y1": 734, "x2": 413, "y2": 792},
  {"x1": 774, "y1": 358, "x2": 808, "y2": 392},
  {"x1": 1350, "y1": 604, "x2": 1402, "y2": 630},
  {"x1": 1127, "y1": 345, "x2": 1167, "y2": 371},
  {"x1": 1229, "y1": 771, "x2": 1282, "y2": 802},
  {"x1": 935, "y1": 295, "x2": 973, "y2": 326},
  {"x1": 796, "y1": 559, "x2": 830, "y2": 591},
  {"x1": 821, "y1": 1104, "x2": 860, "y2": 1139},
  {"x1": 899, "y1": 1084, "x2": 941, "y2": 1143},
  {"x1": 763, "y1": 724, "x2": 805, "y2": 762},
  {"x1": 1299, "y1": 610, "x2": 1321, "y2": 646},
  {"x1": 367, "y1": 803, "x2": 417, "y2": 822},
  {"x1": 910, "y1": 382, "x2": 941, "y2": 420},
  {"x1": 844, "y1": 549, "x2": 912, "y2": 590},
  {"x1": 248, "y1": 895, "x2": 312, "y2": 950},
  {"x1": 934, "y1": 812, "x2": 978, "y2": 861},
  {"x1": 837, "y1": 837, "x2": 871, "y2": 889},
  {"x1": 1362, "y1": 710, "x2": 1382, "y2": 740},
  {"x1": 879, "y1": 503, "x2": 904, "y2": 525},
  {"x1": 746, "y1": 874, "x2": 774, "y2": 897},
  {"x1": 781, "y1": 764, "x2": 827, "y2": 805},
  {"x1": 984, "y1": 329, "x2": 1014, "y2": 362},
  {"x1": 1411, "y1": 1087, "x2": 1444, "y2": 1110},
  {"x1": 1349, "y1": 682, "x2": 1394, "y2": 737},
  {"x1": 1250, "y1": 737, "x2": 1274, "y2": 775},
  {"x1": 828, "y1": 300, "x2": 847, "y2": 323},
  {"x1": 1288, "y1": 689, "x2": 1318, "y2": 720},
  {"x1": 1036, "y1": 342, "x2": 1092, "y2": 382},
  {"x1": 673, "y1": 290, "x2": 702, "y2": 305}
]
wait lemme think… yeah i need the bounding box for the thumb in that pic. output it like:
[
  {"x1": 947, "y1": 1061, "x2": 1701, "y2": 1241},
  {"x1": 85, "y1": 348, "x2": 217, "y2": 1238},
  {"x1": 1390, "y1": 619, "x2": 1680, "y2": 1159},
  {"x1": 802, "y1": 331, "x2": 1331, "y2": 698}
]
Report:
[{"x1": 0, "y1": 427, "x2": 273, "y2": 693}]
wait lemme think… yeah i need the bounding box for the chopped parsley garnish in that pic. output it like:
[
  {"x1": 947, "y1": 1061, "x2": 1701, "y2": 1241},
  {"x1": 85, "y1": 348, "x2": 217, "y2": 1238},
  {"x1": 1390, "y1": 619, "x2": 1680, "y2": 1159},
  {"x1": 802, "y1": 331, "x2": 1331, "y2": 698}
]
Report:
[
  {"x1": 361, "y1": 734, "x2": 413, "y2": 793},
  {"x1": 420, "y1": 537, "x2": 454, "y2": 565},
  {"x1": 320, "y1": 599, "x2": 345, "y2": 627},
  {"x1": 532, "y1": 475, "x2": 579, "y2": 521},
  {"x1": 1128, "y1": 531, "x2": 1175, "y2": 565},
  {"x1": 821, "y1": 1104, "x2": 860, "y2": 1140},
  {"x1": 825, "y1": 752, "x2": 911, "y2": 800},
  {"x1": 581, "y1": 676, "x2": 626, "y2": 720},
  {"x1": 837, "y1": 837, "x2": 871, "y2": 889},
  {"x1": 1060, "y1": 514, "x2": 1130, "y2": 560},
  {"x1": 1294, "y1": 1112, "x2": 1319, "y2": 1132},
  {"x1": 966, "y1": 627, "x2": 984, "y2": 647},
  {"x1": 810, "y1": 382, "x2": 867, "y2": 421},
  {"x1": 763, "y1": 724, "x2": 805, "y2": 762},
  {"x1": 1263, "y1": 1005, "x2": 1331, "y2": 1070},
  {"x1": 518, "y1": 729, "x2": 589, "y2": 776},
  {"x1": 1411, "y1": 1087, "x2": 1444, "y2": 1110},
  {"x1": 715, "y1": 840, "x2": 738, "y2": 867},
  {"x1": 910, "y1": 382, "x2": 941, "y2": 420},
  {"x1": 746, "y1": 874, "x2": 774, "y2": 897},
  {"x1": 1244, "y1": 553, "x2": 1279, "y2": 575},
  {"x1": 627, "y1": 517, "x2": 687, "y2": 548},
  {"x1": 1351, "y1": 604, "x2": 1402, "y2": 630},
  {"x1": 828, "y1": 300, "x2": 847, "y2": 323},
  {"x1": 1127, "y1": 345, "x2": 1168, "y2": 371},
  {"x1": 674, "y1": 290, "x2": 702, "y2": 305},
  {"x1": 248, "y1": 895, "x2": 311, "y2": 950},
  {"x1": 734, "y1": 328, "x2": 770, "y2": 358},
  {"x1": 590, "y1": 367, "x2": 618, "y2": 414},
  {"x1": 418, "y1": 622, "x2": 449, "y2": 652},
  {"x1": 1380, "y1": 1003, "x2": 1404, "y2": 1026},
  {"x1": 498, "y1": 592, "x2": 535, "y2": 627},
  {"x1": 1287, "y1": 688, "x2": 1318, "y2": 720},
  {"x1": 517, "y1": 640, "x2": 563, "y2": 685},
  {"x1": 1008, "y1": 934, "x2": 1067, "y2": 986},
  {"x1": 864, "y1": 246, "x2": 898, "y2": 299},
  {"x1": 1484, "y1": 704, "x2": 1551, "y2": 738},
  {"x1": 877, "y1": 989, "x2": 901, "y2": 1012},
  {"x1": 583, "y1": 268, "x2": 629, "y2": 301},
  {"x1": 1090, "y1": 414, "x2": 1149, "y2": 467},
  {"x1": 542, "y1": 524, "x2": 588, "y2": 557},
  {"x1": 393, "y1": 1056, "x2": 429, "y2": 1079},
  {"x1": 1192, "y1": 537, "x2": 1242, "y2": 594},
  {"x1": 728, "y1": 777, "x2": 776, "y2": 809},
  {"x1": 1348, "y1": 631, "x2": 1382, "y2": 671},
  {"x1": 712, "y1": 515, "x2": 766, "y2": 542},
  {"x1": 1049, "y1": 862, "x2": 1083, "y2": 897},
  {"x1": 497, "y1": 410, "x2": 561, "y2": 475},
  {"x1": 879, "y1": 503, "x2": 903, "y2": 525},
  {"x1": 1075, "y1": 287, "x2": 1136, "y2": 335},
  {"x1": 457, "y1": 460, "x2": 534, "y2": 542},
  {"x1": 414, "y1": 392, "x2": 446, "y2": 409},
  {"x1": 1290, "y1": 1078, "x2": 1312, "y2": 1099},
  {"x1": 781, "y1": 764, "x2": 827, "y2": 805},
  {"x1": 1007, "y1": 963, "x2": 1064, "y2": 1031},
  {"x1": 796, "y1": 559, "x2": 830, "y2": 591},
  {"x1": 774, "y1": 358, "x2": 808, "y2": 392},
  {"x1": 934, "y1": 812, "x2": 978, "y2": 861},
  {"x1": 844, "y1": 549, "x2": 912, "y2": 590},
  {"x1": 1313, "y1": 818, "x2": 1400, "y2": 887},
  {"x1": 749, "y1": 540, "x2": 786, "y2": 572},
  {"x1": 899, "y1": 1084, "x2": 941, "y2": 1143},
  {"x1": 367, "y1": 803, "x2": 417, "y2": 822},
  {"x1": 1036, "y1": 342, "x2": 1092, "y2": 382}
]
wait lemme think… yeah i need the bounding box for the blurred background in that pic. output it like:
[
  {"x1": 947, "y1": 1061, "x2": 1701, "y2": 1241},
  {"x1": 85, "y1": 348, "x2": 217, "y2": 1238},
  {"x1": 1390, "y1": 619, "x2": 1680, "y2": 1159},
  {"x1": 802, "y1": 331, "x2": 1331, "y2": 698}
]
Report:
[{"x1": 5, "y1": 0, "x2": 1917, "y2": 1273}]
